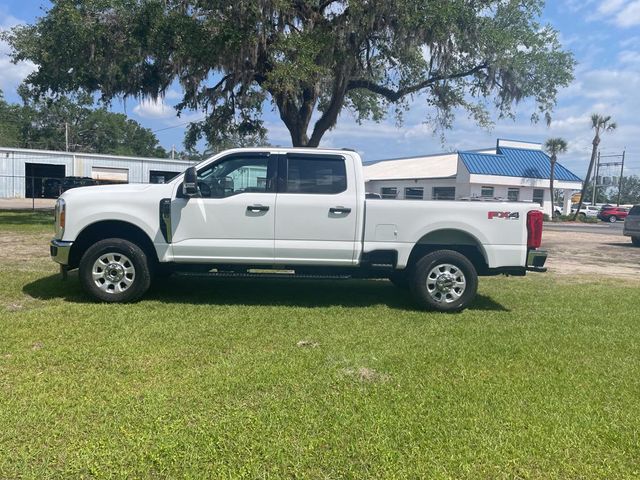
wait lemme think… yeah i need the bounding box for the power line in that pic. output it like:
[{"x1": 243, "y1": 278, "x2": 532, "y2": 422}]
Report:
[{"x1": 152, "y1": 117, "x2": 205, "y2": 133}]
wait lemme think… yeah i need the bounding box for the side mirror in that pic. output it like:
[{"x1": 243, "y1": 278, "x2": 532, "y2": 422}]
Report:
[{"x1": 182, "y1": 167, "x2": 199, "y2": 197}]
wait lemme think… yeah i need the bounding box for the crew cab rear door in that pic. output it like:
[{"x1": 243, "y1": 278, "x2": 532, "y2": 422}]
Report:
[{"x1": 274, "y1": 153, "x2": 358, "y2": 265}]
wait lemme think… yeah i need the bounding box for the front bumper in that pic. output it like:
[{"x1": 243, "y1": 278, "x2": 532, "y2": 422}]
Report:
[
  {"x1": 526, "y1": 249, "x2": 547, "y2": 272},
  {"x1": 50, "y1": 239, "x2": 73, "y2": 265}
]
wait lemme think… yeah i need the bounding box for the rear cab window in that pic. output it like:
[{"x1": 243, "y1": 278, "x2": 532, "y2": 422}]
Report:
[{"x1": 282, "y1": 155, "x2": 347, "y2": 194}]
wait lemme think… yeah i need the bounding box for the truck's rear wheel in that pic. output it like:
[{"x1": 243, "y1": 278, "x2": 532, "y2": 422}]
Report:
[
  {"x1": 79, "y1": 238, "x2": 151, "y2": 302},
  {"x1": 410, "y1": 250, "x2": 478, "y2": 312}
]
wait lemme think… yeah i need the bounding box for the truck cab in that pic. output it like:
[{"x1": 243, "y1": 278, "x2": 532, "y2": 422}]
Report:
[{"x1": 169, "y1": 149, "x2": 363, "y2": 266}]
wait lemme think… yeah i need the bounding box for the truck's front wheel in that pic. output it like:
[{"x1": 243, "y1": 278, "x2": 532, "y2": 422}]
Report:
[
  {"x1": 410, "y1": 250, "x2": 478, "y2": 312},
  {"x1": 79, "y1": 238, "x2": 151, "y2": 303}
]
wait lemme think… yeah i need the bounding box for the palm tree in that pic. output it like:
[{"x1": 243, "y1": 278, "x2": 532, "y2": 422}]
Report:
[
  {"x1": 573, "y1": 114, "x2": 617, "y2": 220},
  {"x1": 544, "y1": 138, "x2": 568, "y2": 219}
]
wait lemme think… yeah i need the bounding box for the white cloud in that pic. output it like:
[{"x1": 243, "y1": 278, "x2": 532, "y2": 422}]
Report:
[
  {"x1": 589, "y1": 0, "x2": 640, "y2": 26},
  {"x1": 0, "y1": 12, "x2": 37, "y2": 94},
  {"x1": 133, "y1": 98, "x2": 175, "y2": 119},
  {"x1": 618, "y1": 49, "x2": 640, "y2": 64},
  {"x1": 164, "y1": 89, "x2": 182, "y2": 100},
  {"x1": 598, "y1": 0, "x2": 627, "y2": 14},
  {"x1": 615, "y1": 0, "x2": 640, "y2": 26},
  {"x1": 619, "y1": 35, "x2": 640, "y2": 48}
]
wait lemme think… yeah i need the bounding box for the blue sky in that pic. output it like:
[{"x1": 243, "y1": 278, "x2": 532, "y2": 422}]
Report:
[{"x1": 1, "y1": 1, "x2": 640, "y2": 177}]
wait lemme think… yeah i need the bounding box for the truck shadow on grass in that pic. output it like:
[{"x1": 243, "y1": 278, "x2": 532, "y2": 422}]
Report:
[{"x1": 23, "y1": 274, "x2": 509, "y2": 312}]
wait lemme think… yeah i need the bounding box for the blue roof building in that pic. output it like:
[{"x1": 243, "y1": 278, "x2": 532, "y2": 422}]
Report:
[
  {"x1": 459, "y1": 146, "x2": 581, "y2": 182},
  {"x1": 364, "y1": 139, "x2": 583, "y2": 216}
]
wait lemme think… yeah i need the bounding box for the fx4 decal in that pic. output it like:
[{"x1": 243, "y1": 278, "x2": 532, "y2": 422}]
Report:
[{"x1": 488, "y1": 211, "x2": 520, "y2": 220}]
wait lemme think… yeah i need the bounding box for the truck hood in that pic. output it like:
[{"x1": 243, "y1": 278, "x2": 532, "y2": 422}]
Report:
[{"x1": 60, "y1": 183, "x2": 175, "y2": 203}]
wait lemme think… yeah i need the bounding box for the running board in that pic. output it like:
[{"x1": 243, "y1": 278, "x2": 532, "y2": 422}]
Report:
[{"x1": 174, "y1": 271, "x2": 353, "y2": 280}]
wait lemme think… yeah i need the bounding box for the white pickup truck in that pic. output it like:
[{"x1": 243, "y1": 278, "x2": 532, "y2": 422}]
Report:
[{"x1": 50, "y1": 148, "x2": 547, "y2": 312}]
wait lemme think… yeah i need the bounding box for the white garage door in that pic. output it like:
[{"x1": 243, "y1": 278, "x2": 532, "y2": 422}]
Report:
[{"x1": 91, "y1": 167, "x2": 129, "y2": 182}]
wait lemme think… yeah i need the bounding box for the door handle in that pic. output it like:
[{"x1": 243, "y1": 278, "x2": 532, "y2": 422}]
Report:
[
  {"x1": 329, "y1": 207, "x2": 351, "y2": 215},
  {"x1": 247, "y1": 204, "x2": 270, "y2": 213}
]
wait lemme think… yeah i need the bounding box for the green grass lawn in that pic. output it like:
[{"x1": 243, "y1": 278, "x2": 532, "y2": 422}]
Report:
[{"x1": 1, "y1": 211, "x2": 639, "y2": 478}]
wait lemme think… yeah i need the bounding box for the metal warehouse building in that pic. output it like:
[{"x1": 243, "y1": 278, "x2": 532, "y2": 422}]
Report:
[
  {"x1": 0, "y1": 147, "x2": 196, "y2": 199},
  {"x1": 364, "y1": 139, "x2": 583, "y2": 216}
]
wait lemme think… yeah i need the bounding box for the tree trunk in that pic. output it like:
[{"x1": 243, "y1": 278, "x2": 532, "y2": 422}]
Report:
[
  {"x1": 549, "y1": 158, "x2": 556, "y2": 219},
  {"x1": 573, "y1": 136, "x2": 599, "y2": 220},
  {"x1": 277, "y1": 67, "x2": 352, "y2": 148},
  {"x1": 274, "y1": 88, "x2": 316, "y2": 147}
]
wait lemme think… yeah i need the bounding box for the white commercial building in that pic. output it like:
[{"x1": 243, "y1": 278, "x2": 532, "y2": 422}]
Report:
[
  {"x1": 0, "y1": 147, "x2": 196, "y2": 198},
  {"x1": 364, "y1": 139, "x2": 583, "y2": 216}
]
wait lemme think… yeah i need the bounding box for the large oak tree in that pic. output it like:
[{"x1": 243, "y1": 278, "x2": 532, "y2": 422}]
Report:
[{"x1": 5, "y1": 0, "x2": 574, "y2": 149}]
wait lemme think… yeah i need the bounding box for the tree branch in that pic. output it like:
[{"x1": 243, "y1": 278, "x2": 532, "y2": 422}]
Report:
[
  {"x1": 346, "y1": 63, "x2": 489, "y2": 102},
  {"x1": 308, "y1": 70, "x2": 350, "y2": 147},
  {"x1": 206, "y1": 74, "x2": 233, "y2": 96}
]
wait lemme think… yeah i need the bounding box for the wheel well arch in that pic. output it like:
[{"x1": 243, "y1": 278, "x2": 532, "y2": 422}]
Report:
[
  {"x1": 407, "y1": 229, "x2": 488, "y2": 274},
  {"x1": 69, "y1": 220, "x2": 158, "y2": 269}
]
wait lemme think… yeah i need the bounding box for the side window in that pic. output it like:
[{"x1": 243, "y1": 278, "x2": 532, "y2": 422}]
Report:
[
  {"x1": 285, "y1": 156, "x2": 347, "y2": 194},
  {"x1": 196, "y1": 156, "x2": 271, "y2": 198}
]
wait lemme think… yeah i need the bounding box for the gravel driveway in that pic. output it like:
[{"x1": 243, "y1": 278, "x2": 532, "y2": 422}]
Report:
[{"x1": 543, "y1": 229, "x2": 640, "y2": 279}]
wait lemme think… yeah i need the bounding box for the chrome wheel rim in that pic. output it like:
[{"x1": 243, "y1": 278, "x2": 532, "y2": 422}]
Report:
[
  {"x1": 92, "y1": 252, "x2": 136, "y2": 294},
  {"x1": 426, "y1": 263, "x2": 466, "y2": 304}
]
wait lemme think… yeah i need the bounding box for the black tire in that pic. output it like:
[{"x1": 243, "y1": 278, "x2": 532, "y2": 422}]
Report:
[
  {"x1": 388, "y1": 270, "x2": 410, "y2": 290},
  {"x1": 409, "y1": 250, "x2": 478, "y2": 312},
  {"x1": 79, "y1": 238, "x2": 151, "y2": 302},
  {"x1": 609, "y1": 216, "x2": 617, "y2": 223},
  {"x1": 632, "y1": 237, "x2": 640, "y2": 247}
]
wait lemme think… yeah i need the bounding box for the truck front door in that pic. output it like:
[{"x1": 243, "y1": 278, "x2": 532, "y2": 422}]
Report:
[
  {"x1": 274, "y1": 153, "x2": 359, "y2": 265},
  {"x1": 171, "y1": 152, "x2": 277, "y2": 264}
]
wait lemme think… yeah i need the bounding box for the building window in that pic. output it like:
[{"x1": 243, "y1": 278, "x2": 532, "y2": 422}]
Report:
[
  {"x1": 481, "y1": 186, "x2": 494, "y2": 198},
  {"x1": 432, "y1": 187, "x2": 456, "y2": 200},
  {"x1": 507, "y1": 188, "x2": 520, "y2": 202},
  {"x1": 380, "y1": 187, "x2": 398, "y2": 199},
  {"x1": 405, "y1": 187, "x2": 424, "y2": 200},
  {"x1": 532, "y1": 188, "x2": 544, "y2": 206}
]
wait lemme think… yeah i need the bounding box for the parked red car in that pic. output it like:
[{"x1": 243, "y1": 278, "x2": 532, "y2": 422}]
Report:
[{"x1": 598, "y1": 206, "x2": 629, "y2": 223}]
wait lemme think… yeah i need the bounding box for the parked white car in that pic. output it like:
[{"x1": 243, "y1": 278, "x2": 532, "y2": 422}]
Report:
[
  {"x1": 51, "y1": 148, "x2": 547, "y2": 312},
  {"x1": 571, "y1": 205, "x2": 601, "y2": 218}
]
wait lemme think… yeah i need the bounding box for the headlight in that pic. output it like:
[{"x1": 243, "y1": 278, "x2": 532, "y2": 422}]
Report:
[{"x1": 55, "y1": 198, "x2": 66, "y2": 239}]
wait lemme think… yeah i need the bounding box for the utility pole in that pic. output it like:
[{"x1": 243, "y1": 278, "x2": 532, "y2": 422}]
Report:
[
  {"x1": 171, "y1": 145, "x2": 175, "y2": 160},
  {"x1": 65, "y1": 122, "x2": 69, "y2": 152},
  {"x1": 592, "y1": 150, "x2": 600, "y2": 206},
  {"x1": 617, "y1": 149, "x2": 626, "y2": 206}
]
